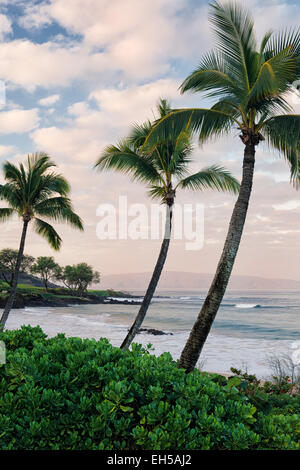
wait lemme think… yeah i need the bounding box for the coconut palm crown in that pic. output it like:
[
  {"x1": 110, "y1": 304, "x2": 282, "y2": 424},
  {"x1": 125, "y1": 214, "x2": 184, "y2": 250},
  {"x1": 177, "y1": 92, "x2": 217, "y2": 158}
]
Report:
[
  {"x1": 0, "y1": 152, "x2": 83, "y2": 326},
  {"x1": 146, "y1": 3, "x2": 300, "y2": 179},
  {"x1": 95, "y1": 98, "x2": 240, "y2": 208}
]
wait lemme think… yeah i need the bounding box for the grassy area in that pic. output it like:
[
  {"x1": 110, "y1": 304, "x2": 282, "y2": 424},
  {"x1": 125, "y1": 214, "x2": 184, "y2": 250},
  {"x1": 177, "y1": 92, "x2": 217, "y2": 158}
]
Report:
[
  {"x1": 0, "y1": 281, "x2": 128, "y2": 299},
  {"x1": 88, "y1": 289, "x2": 128, "y2": 297}
]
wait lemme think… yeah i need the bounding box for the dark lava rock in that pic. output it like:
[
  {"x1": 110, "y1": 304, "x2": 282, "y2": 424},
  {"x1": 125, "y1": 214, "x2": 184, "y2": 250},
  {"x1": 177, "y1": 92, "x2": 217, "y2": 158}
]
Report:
[{"x1": 136, "y1": 328, "x2": 173, "y2": 336}]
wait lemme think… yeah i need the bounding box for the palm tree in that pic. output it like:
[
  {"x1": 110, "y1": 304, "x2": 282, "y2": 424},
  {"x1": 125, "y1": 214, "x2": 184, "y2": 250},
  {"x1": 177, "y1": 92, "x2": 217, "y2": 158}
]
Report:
[
  {"x1": 0, "y1": 152, "x2": 83, "y2": 327},
  {"x1": 95, "y1": 99, "x2": 240, "y2": 349},
  {"x1": 144, "y1": 1, "x2": 300, "y2": 371}
]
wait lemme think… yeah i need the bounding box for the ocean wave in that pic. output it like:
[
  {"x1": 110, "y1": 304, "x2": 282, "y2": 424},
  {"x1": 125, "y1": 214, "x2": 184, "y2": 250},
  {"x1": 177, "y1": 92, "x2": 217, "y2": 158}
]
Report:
[
  {"x1": 23, "y1": 307, "x2": 53, "y2": 315},
  {"x1": 233, "y1": 304, "x2": 288, "y2": 309},
  {"x1": 235, "y1": 303, "x2": 261, "y2": 309}
]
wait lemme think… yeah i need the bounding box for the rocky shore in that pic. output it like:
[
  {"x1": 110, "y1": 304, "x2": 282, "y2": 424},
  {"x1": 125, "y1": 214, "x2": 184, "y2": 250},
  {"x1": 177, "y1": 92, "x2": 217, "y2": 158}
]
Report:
[{"x1": 0, "y1": 292, "x2": 142, "y2": 309}]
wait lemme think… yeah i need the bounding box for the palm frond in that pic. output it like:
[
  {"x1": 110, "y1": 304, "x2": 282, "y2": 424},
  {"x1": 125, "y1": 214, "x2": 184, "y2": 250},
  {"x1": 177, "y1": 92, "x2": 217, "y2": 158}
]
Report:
[
  {"x1": 33, "y1": 196, "x2": 84, "y2": 230},
  {"x1": 266, "y1": 28, "x2": 300, "y2": 58},
  {"x1": 262, "y1": 114, "x2": 300, "y2": 154},
  {"x1": 180, "y1": 50, "x2": 238, "y2": 99},
  {"x1": 167, "y1": 130, "x2": 193, "y2": 177},
  {"x1": 127, "y1": 121, "x2": 153, "y2": 152},
  {"x1": 2, "y1": 161, "x2": 24, "y2": 188},
  {"x1": 147, "y1": 185, "x2": 166, "y2": 202},
  {"x1": 144, "y1": 108, "x2": 236, "y2": 149},
  {"x1": 248, "y1": 47, "x2": 297, "y2": 106},
  {"x1": 209, "y1": 1, "x2": 257, "y2": 92},
  {"x1": 34, "y1": 218, "x2": 62, "y2": 251},
  {"x1": 157, "y1": 98, "x2": 172, "y2": 118},
  {"x1": 259, "y1": 30, "x2": 273, "y2": 59},
  {"x1": 255, "y1": 96, "x2": 293, "y2": 125},
  {"x1": 0, "y1": 183, "x2": 23, "y2": 210},
  {"x1": 0, "y1": 208, "x2": 15, "y2": 222},
  {"x1": 34, "y1": 172, "x2": 70, "y2": 199},
  {"x1": 27, "y1": 152, "x2": 56, "y2": 174},
  {"x1": 262, "y1": 114, "x2": 300, "y2": 186},
  {"x1": 95, "y1": 141, "x2": 162, "y2": 185},
  {"x1": 177, "y1": 165, "x2": 240, "y2": 194},
  {"x1": 211, "y1": 98, "x2": 244, "y2": 121}
]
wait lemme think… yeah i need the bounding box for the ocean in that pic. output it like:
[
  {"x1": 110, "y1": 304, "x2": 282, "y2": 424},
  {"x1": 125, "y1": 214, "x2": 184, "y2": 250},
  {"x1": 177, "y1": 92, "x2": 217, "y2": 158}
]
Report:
[{"x1": 5, "y1": 290, "x2": 300, "y2": 378}]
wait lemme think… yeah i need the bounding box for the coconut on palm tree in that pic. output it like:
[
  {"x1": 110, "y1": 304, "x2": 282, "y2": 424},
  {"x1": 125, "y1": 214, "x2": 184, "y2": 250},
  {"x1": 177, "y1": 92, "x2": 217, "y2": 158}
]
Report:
[
  {"x1": 95, "y1": 98, "x2": 240, "y2": 349},
  {"x1": 0, "y1": 152, "x2": 83, "y2": 327},
  {"x1": 144, "y1": 2, "x2": 300, "y2": 371}
]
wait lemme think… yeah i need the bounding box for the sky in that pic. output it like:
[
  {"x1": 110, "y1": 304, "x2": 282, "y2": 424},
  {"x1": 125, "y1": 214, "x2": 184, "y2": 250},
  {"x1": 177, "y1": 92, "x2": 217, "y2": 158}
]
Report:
[{"x1": 0, "y1": 0, "x2": 300, "y2": 282}]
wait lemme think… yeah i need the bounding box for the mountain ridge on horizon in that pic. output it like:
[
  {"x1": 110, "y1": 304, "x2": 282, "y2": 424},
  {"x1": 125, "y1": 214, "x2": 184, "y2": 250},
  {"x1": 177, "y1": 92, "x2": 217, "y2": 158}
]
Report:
[{"x1": 101, "y1": 271, "x2": 300, "y2": 291}]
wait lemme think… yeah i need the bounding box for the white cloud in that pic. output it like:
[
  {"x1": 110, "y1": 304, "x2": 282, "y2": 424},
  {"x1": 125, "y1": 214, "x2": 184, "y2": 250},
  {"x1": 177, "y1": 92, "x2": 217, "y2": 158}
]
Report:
[
  {"x1": 0, "y1": 40, "x2": 111, "y2": 91},
  {"x1": 0, "y1": 14, "x2": 12, "y2": 40},
  {"x1": 16, "y1": 0, "x2": 211, "y2": 85},
  {"x1": 32, "y1": 126, "x2": 101, "y2": 162},
  {"x1": 0, "y1": 144, "x2": 16, "y2": 157},
  {"x1": 0, "y1": 108, "x2": 40, "y2": 134},
  {"x1": 31, "y1": 79, "x2": 195, "y2": 163},
  {"x1": 273, "y1": 200, "x2": 300, "y2": 211},
  {"x1": 38, "y1": 94, "x2": 60, "y2": 106},
  {"x1": 1, "y1": 0, "x2": 298, "y2": 93},
  {"x1": 89, "y1": 79, "x2": 183, "y2": 124},
  {"x1": 246, "y1": 0, "x2": 300, "y2": 41}
]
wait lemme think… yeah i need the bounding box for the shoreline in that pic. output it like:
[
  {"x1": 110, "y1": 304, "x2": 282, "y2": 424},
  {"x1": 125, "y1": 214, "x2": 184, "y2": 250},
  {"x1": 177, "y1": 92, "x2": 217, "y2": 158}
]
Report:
[{"x1": 0, "y1": 292, "x2": 143, "y2": 309}]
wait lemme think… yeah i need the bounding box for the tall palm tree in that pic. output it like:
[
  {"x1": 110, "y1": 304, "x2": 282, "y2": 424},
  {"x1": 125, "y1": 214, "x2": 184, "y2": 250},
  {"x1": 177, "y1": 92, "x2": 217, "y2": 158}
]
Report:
[
  {"x1": 0, "y1": 152, "x2": 83, "y2": 327},
  {"x1": 144, "y1": 1, "x2": 300, "y2": 371},
  {"x1": 95, "y1": 99, "x2": 240, "y2": 349}
]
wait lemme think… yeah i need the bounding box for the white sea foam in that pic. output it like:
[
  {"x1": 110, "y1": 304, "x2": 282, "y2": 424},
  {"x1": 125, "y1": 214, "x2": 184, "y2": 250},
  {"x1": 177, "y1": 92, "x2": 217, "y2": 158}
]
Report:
[
  {"x1": 235, "y1": 303, "x2": 260, "y2": 309},
  {"x1": 105, "y1": 297, "x2": 143, "y2": 303}
]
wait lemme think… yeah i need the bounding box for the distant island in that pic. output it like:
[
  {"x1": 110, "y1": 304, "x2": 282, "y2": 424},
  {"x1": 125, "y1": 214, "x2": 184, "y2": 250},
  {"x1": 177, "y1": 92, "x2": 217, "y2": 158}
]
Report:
[{"x1": 101, "y1": 271, "x2": 300, "y2": 291}]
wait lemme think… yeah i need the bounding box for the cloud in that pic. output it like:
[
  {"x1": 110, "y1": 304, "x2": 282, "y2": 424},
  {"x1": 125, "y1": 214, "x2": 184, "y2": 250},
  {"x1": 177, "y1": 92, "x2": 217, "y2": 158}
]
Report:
[
  {"x1": 6, "y1": 0, "x2": 300, "y2": 93},
  {"x1": 273, "y1": 200, "x2": 300, "y2": 211},
  {"x1": 0, "y1": 13, "x2": 11, "y2": 40},
  {"x1": 31, "y1": 79, "x2": 189, "y2": 162},
  {"x1": 38, "y1": 94, "x2": 60, "y2": 106},
  {"x1": 89, "y1": 79, "x2": 185, "y2": 124},
  {"x1": 0, "y1": 40, "x2": 112, "y2": 91},
  {"x1": 0, "y1": 144, "x2": 16, "y2": 158},
  {"x1": 15, "y1": 0, "x2": 211, "y2": 85},
  {"x1": 0, "y1": 108, "x2": 40, "y2": 134},
  {"x1": 246, "y1": 0, "x2": 300, "y2": 41}
]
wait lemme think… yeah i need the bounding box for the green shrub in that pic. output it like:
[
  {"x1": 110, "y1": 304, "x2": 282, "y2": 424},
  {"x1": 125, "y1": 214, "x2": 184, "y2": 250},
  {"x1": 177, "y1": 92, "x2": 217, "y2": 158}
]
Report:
[{"x1": 0, "y1": 326, "x2": 299, "y2": 450}]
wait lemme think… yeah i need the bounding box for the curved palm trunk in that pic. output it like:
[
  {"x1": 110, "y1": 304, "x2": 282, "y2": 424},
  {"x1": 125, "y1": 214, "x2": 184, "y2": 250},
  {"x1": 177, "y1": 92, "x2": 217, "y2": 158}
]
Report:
[
  {"x1": 120, "y1": 205, "x2": 173, "y2": 350},
  {"x1": 178, "y1": 143, "x2": 256, "y2": 371},
  {"x1": 0, "y1": 219, "x2": 29, "y2": 328}
]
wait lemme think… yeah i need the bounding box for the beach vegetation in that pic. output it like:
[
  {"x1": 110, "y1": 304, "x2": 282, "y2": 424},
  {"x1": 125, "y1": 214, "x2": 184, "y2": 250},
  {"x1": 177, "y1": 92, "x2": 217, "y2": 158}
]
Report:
[
  {"x1": 55, "y1": 262, "x2": 100, "y2": 295},
  {"x1": 0, "y1": 249, "x2": 35, "y2": 287},
  {"x1": 0, "y1": 326, "x2": 298, "y2": 450},
  {"x1": 30, "y1": 256, "x2": 61, "y2": 291}
]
